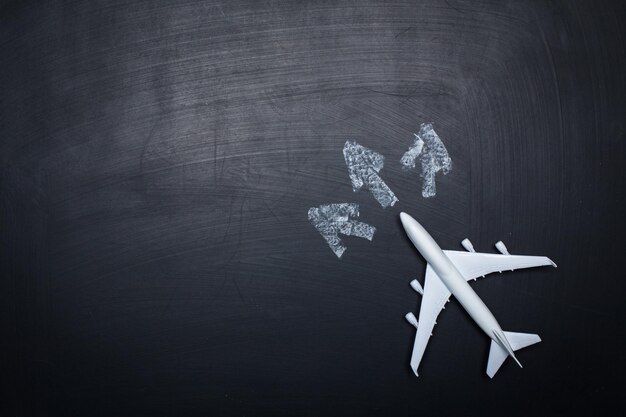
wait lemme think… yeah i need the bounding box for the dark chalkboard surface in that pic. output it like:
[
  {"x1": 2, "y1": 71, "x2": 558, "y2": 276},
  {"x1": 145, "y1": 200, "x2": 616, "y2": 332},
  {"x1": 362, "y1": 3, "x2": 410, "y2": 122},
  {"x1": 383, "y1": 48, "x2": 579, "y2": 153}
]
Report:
[{"x1": 1, "y1": 1, "x2": 625, "y2": 415}]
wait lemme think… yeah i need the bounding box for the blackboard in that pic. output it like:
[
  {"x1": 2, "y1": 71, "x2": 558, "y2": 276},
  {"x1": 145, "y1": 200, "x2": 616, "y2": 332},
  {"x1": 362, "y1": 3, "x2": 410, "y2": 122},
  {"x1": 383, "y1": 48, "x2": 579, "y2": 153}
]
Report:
[{"x1": 1, "y1": 1, "x2": 625, "y2": 415}]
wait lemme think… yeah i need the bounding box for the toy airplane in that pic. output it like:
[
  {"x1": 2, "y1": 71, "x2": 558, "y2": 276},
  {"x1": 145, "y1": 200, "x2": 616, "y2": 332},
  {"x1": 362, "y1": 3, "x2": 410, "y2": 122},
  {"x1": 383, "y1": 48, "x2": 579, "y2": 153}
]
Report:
[{"x1": 400, "y1": 212, "x2": 556, "y2": 378}]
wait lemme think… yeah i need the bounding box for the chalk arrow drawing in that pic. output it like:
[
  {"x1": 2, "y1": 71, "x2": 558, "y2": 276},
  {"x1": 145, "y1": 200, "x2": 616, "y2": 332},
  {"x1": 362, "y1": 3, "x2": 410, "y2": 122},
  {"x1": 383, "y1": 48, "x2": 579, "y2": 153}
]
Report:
[
  {"x1": 400, "y1": 123, "x2": 452, "y2": 198},
  {"x1": 308, "y1": 203, "x2": 376, "y2": 258},
  {"x1": 343, "y1": 141, "x2": 399, "y2": 208}
]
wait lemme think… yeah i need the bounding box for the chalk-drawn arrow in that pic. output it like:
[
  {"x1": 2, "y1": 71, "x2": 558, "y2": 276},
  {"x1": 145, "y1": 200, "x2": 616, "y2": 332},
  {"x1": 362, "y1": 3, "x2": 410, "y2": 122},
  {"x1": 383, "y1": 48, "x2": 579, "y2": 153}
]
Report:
[
  {"x1": 343, "y1": 141, "x2": 398, "y2": 208},
  {"x1": 308, "y1": 203, "x2": 376, "y2": 258},
  {"x1": 400, "y1": 123, "x2": 452, "y2": 198}
]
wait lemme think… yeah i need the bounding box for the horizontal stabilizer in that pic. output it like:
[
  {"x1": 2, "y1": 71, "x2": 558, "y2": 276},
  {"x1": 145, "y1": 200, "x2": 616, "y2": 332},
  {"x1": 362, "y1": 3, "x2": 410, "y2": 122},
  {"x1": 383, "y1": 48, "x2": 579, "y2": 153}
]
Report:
[
  {"x1": 486, "y1": 331, "x2": 541, "y2": 378},
  {"x1": 504, "y1": 331, "x2": 541, "y2": 351}
]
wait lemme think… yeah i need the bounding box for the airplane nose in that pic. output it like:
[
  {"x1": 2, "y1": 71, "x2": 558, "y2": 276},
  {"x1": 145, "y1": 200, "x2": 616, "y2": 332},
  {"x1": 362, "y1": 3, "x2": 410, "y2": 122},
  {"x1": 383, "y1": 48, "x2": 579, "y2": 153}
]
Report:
[
  {"x1": 400, "y1": 212, "x2": 422, "y2": 243},
  {"x1": 399, "y1": 212, "x2": 433, "y2": 253},
  {"x1": 400, "y1": 212, "x2": 419, "y2": 233}
]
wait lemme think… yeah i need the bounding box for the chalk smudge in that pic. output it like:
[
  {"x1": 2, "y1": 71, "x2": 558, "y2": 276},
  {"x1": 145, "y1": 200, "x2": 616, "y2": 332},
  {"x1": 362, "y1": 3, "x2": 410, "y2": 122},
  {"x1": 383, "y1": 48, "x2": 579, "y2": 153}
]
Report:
[
  {"x1": 400, "y1": 123, "x2": 452, "y2": 198},
  {"x1": 343, "y1": 141, "x2": 398, "y2": 208},
  {"x1": 308, "y1": 203, "x2": 376, "y2": 258}
]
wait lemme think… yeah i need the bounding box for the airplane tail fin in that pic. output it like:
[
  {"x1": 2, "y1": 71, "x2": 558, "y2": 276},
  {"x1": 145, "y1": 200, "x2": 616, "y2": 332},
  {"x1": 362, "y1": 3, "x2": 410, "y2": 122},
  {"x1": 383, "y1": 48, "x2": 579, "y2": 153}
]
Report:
[{"x1": 486, "y1": 331, "x2": 541, "y2": 378}]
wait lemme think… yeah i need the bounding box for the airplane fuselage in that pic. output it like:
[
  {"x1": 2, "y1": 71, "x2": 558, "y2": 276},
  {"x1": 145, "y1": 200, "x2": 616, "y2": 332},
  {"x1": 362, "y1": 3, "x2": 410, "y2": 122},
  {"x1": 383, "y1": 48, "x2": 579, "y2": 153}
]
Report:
[{"x1": 400, "y1": 213, "x2": 502, "y2": 341}]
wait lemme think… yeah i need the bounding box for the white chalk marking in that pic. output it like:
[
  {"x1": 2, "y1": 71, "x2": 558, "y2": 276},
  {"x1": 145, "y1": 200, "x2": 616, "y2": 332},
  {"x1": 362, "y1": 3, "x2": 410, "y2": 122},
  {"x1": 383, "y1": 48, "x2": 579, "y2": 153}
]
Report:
[
  {"x1": 400, "y1": 123, "x2": 452, "y2": 198},
  {"x1": 308, "y1": 203, "x2": 376, "y2": 258},
  {"x1": 343, "y1": 141, "x2": 398, "y2": 208}
]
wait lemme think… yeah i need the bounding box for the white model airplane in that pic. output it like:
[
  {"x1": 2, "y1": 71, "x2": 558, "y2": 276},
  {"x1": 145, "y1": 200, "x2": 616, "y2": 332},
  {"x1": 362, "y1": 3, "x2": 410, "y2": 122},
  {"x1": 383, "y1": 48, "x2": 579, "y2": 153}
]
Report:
[{"x1": 400, "y1": 212, "x2": 556, "y2": 378}]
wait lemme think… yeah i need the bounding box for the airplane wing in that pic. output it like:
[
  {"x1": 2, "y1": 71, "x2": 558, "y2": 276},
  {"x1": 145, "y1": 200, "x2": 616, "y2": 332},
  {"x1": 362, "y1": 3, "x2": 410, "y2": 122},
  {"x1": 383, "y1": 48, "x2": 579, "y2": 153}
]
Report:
[
  {"x1": 409, "y1": 264, "x2": 451, "y2": 376},
  {"x1": 443, "y1": 250, "x2": 556, "y2": 282}
]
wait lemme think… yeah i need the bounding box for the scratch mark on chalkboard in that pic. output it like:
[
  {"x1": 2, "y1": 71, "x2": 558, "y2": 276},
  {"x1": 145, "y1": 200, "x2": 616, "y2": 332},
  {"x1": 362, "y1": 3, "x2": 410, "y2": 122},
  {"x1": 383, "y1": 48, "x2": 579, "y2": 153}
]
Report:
[
  {"x1": 362, "y1": 87, "x2": 414, "y2": 98},
  {"x1": 235, "y1": 197, "x2": 246, "y2": 252},
  {"x1": 308, "y1": 203, "x2": 376, "y2": 258},
  {"x1": 444, "y1": 0, "x2": 464, "y2": 14},
  {"x1": 343, "y1": 141, "x2": 398, "y2": 208},
  {"x1": 401, "y1": 123, "x2": 452, "y2": 198},
  {"x1": 214, "y1": 136, "x2": 219, "y2": 184},
  {"x1": 232, "y1": 276, "x2": 245, "y2": 305},
  {"x1": 209, "y1": 273, "x2": 230, "y2": 306},
  {"x1": 139, "y1": 120, "x2": 159, "y2": 174},
  {"x1": 394, "y1": 26, "x2": 414, "y2": 38},
  {"x1": 262, "y1": 199, "x2": 281, "y2": 223},
  {"x1": 534, "y1": 10, "x2": 566, "y2": 238}
]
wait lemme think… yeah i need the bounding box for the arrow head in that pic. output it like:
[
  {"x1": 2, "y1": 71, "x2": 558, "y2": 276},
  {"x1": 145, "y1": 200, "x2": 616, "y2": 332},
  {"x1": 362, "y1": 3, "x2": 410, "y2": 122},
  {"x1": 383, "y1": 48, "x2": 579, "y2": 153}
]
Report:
[
  {"x1": 400, "y1": 123, "x2": 452, "y2": 198},
  {"x1": 343, "y1": 141, "x2": 398, "y2": 208},
  {"x1": 308, "y1": 203, "x2": 376, "y2": 258}
]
